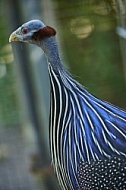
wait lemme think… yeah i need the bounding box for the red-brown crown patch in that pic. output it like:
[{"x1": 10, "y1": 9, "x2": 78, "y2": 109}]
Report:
[{"x1": 32, "y1": 26, "x2": 56, "y2": 41}]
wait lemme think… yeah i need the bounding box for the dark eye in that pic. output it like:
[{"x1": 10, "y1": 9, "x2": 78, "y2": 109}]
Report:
[{"x1": 22, "y1": 28, "x2": 28, "y2": 34}]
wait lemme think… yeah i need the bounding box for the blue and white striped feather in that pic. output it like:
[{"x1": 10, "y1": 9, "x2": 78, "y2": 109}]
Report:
[
  {"x1": 48, "y1": 64, "x2": 126, "y2": 190},
  {"x1": 10, "y1": 19, "x2": 126, "y2": 190}
]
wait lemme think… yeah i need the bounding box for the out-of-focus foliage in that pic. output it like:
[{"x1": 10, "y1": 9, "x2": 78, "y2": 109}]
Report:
[
  {"x1": 0, "y1": 2, "x2": 20, "y2": 125},
  {"x1": 0, "y1": 0, "x2": 125, "y2": 126},
  {"x1": 54, "y1": 0, "x2": 126, "y2": 108}
]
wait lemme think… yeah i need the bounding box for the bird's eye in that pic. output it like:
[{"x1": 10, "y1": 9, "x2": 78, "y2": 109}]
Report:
[{"x1": 22, "y1": 28, "x2": 28, "y2": 34}]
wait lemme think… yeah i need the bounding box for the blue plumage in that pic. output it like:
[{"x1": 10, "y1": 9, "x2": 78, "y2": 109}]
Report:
[
  {"x1": 9, "y1": 20, "x2": 126, "y2": 190},
  {"x1": 49, "y1": 65, "x2": 126, "y2": 189}
]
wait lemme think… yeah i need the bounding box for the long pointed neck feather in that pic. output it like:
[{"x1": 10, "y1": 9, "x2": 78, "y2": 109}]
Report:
[{"x1": 39, "y1": 36, "x2": 85, "y2": 91}]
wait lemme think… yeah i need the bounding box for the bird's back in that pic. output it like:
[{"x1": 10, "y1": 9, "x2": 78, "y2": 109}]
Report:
[{"x1": 49, "y1": 65, "x2": 126, "y2": 190}]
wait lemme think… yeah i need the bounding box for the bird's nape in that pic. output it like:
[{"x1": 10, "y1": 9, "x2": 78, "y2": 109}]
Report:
[{"x1": 9, "y1": 19, "x2": 126, "y2": 190}]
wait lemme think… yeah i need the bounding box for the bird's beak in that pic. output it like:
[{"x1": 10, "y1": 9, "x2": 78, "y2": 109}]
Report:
[{"x1": 9, "y1": 28, "x2": 23, "y2": 42}]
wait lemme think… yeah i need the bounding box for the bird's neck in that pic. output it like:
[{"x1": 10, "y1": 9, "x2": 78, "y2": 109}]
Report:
[
  {"x1": 39, "y1": 36, "x2": 77, "y2": 89},
  {"x1": 39, "y1": 36, "x2": 63, "y2": 72}
]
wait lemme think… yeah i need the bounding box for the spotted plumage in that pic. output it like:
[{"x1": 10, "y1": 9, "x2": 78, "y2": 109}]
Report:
[
  {"x1": 78, "y1": 157, "x2": 126, "y2": 189},
  {"x1": 9, "y1": 20, "x2": 126, "y2": 190}
]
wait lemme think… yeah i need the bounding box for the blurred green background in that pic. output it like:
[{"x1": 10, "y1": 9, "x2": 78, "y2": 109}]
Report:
[
  {"x1": 55, "y1": 1, "x2": 126, "y2": 107},
  {"x1": 0, "y1": 0, "x2": 126, "y2": 125},
  {"x1": 0, "y1": 0, "x2": 126, "y2": 126},
  {"x1": 0, "y1": 8, "x2": 20, "y2": 125}
]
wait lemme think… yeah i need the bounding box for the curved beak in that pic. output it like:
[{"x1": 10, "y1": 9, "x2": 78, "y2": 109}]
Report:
[{"x1": 9, "y1": 28, "x2": 23, "y2": 42}]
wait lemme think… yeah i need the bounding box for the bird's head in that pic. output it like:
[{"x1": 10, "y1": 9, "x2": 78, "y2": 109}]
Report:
[{"x1": 9, "y1": 20, "x2": 56, "y2": 44}]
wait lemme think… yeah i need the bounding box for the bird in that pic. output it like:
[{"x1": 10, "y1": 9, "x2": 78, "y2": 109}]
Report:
[{"x1": 9, "y1": 20, "x2": 126, "y2": 190}]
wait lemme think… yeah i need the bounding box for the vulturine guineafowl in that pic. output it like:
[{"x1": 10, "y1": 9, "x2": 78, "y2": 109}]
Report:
[{"x1": 9, "y1": 20, "x2": 126, "y2": 190}]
